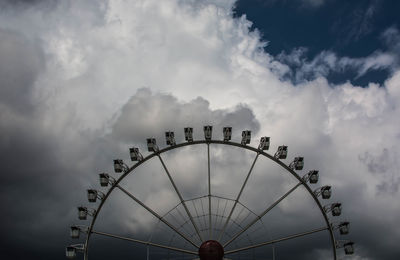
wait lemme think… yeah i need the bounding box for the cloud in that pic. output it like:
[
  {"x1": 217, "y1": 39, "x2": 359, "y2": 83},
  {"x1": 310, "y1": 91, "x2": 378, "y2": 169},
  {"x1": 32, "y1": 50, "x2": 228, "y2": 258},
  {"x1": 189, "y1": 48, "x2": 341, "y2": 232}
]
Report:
[
  {"x1": 276, "y1": 43, "x2": 398, "y2": 84},
  {"x1": 382, "y1": 26, "x2": 400, "y2": 51},
  {"x1": 346, "y1": 1, "x2": 377, "y2": 41},
  {"x1": 0, "y1": 0, "x2": 400, "y2": 259},
  {"x1": 110, "y1": 88, "x2": 260, "y2": 143},
  {"x1": 329, "y1": 0, "x2": 380, "y2": 45},
  {"x1": 0, "y1": 28, "x2": 44, "y2": 113}
]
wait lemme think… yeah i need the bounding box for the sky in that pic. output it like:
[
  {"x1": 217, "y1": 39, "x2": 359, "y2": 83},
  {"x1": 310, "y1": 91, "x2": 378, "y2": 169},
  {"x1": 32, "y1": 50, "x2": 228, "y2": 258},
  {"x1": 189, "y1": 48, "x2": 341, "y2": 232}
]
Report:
[{"x1": 1, "y1": 0, "x2": 400, "y2": 259}]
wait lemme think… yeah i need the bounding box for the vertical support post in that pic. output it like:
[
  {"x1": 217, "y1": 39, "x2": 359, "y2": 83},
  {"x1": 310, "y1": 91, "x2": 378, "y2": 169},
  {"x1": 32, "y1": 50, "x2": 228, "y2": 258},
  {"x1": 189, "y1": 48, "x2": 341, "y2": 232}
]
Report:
[
  {"x1": 272, "y1": 246, "x2": 275, "y2": 260},
  {"x1": 207, "y1": 143, "x2": 212, "y2": 240}
]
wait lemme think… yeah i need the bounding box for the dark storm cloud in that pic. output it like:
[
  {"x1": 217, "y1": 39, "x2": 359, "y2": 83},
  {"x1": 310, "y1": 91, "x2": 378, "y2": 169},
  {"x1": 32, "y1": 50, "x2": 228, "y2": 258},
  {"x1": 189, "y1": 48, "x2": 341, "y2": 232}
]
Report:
[
  {"x1": 0, "y1": 81, "x2": 263, "y2": 259},
  {"x1": 0, "y1": 28, "x2": 81, "y2": 257},
  {"x1": 2, "y1": 0, "x2": 43, "y2": 3},
  {"x1": 0, "y1": 0, "x2": 55, "y2": 6},
  {"x1": 0, "y1": 125, "x2": 72, "y2": 258},
  {"x1": 0, "y1": 28, "x2": 43, "y2": 112},
  {"x1": 0, "y1": 23, "x2": 91, "y2": 258}
]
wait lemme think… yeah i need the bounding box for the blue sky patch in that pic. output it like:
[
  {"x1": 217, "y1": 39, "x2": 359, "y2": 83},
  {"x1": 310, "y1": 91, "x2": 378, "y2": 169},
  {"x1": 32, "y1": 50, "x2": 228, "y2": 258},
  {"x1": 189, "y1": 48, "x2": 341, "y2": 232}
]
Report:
[{"x1": 234, "y1": 0, "x2": 400, "y2": 86}]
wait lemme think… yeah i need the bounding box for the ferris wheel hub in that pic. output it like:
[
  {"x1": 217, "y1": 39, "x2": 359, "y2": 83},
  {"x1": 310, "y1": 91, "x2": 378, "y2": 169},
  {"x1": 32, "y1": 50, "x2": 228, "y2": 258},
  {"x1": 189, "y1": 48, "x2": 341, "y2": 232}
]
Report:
[{"x1": 198, "y1": 240, "x2": 224, "y2": 260}]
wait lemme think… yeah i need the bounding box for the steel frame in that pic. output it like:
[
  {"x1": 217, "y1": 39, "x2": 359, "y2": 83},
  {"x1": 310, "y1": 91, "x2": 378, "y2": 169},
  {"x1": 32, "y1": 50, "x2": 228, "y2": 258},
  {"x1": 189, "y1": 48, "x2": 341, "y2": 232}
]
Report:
[{"x1": 82, "y1": 140, "x2": 337, "y2": 260}]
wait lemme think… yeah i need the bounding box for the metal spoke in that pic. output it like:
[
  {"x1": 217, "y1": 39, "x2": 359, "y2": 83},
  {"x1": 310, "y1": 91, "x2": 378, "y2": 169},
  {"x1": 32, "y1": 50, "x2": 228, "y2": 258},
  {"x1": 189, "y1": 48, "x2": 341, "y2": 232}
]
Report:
[
  {"x1": 214, "y1": 197, "x2": 220, "y2": 235},
  {"x1": 218, "y1": 153, "x2": 260, "y2": 241},
  {"x1": 200, "y1": 197, "x2": 207, "y2": 231},
  {"x1": 157, "y1": 154, "x2": 204, "y2": 242},
  {"x1": 191, "y1": 200, "x2": 204, "y2": 231},
  {"x1": 116, "y1": 185, "x2": 199, "y2": 248},
  {"x1": 218, "y1": 199, "x2": 229, "y2": 231},
  {"x1": 207, "y1": 143, "x2": 212, "y2": 239},
  {"x1": 225, "y1": 226, "x2": 328, "y2": 254},
  {"x1": 91, "y1": 230, "x2": 198, "y2": 255},
  {"x1": 224, "y1": 181, "x2": 302, "y2": 247}
]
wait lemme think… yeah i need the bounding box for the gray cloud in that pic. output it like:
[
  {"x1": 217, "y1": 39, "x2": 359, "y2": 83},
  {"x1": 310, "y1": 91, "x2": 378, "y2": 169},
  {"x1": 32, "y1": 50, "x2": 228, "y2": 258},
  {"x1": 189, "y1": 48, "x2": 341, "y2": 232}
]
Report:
[
  {"x1": 111, "y1": 88, "x2": 260, "y2": 144},
  {"x1": 359, "y1": 148, "x2": 400, "y2": 194},
  {"x1": 94, "y1": 90, "x2": 341, "y2": 260},
  {"x1": 0, "y1": 28, "x2": 44, "y2": 113},
  {"x1": 0, "y1": 0, "x2": 400, "y2": 259}
]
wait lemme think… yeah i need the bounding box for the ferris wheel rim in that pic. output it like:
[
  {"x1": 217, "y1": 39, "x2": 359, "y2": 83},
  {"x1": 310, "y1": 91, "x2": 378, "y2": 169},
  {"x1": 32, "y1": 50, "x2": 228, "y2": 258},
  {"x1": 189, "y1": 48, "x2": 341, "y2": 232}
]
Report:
[{"x1": 81, "y1": 139, "x2": 338, "y2": 260}]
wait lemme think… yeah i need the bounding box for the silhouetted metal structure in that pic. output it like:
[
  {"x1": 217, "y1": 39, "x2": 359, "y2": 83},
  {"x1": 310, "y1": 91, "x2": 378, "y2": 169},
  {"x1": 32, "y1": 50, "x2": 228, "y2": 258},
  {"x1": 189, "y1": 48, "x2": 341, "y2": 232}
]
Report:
[{"x1": 66, "y1": 126, "x2": 354, "y2": 260}]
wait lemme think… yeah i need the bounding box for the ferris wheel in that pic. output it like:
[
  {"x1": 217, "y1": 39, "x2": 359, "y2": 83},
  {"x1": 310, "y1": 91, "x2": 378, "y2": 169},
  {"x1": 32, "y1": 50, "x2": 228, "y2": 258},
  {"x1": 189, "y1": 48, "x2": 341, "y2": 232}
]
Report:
[{"x1": 66, "y1": 126, "x2": 355, "y2": 260}]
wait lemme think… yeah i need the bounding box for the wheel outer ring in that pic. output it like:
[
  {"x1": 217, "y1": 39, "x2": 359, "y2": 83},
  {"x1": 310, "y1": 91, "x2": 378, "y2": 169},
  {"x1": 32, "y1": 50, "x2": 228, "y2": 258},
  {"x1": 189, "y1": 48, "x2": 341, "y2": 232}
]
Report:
[{"x1": 83, "y1": 140, "x2": 337, "y2": 260}]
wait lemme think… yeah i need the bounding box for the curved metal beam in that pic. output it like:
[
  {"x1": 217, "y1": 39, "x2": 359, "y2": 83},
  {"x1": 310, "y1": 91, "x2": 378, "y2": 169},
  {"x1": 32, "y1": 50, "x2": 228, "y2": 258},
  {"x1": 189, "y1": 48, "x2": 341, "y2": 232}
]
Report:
[{"x1": 84, "y1": 140, "x2": 337, "y2": 260}]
